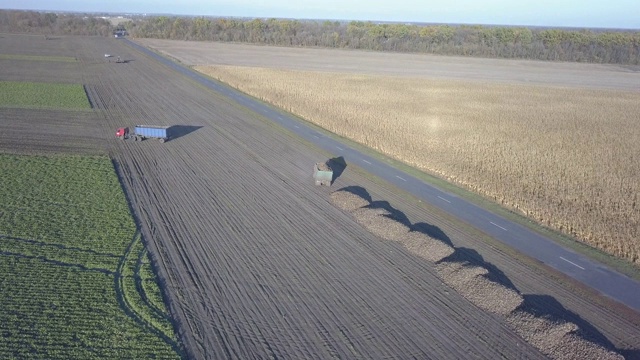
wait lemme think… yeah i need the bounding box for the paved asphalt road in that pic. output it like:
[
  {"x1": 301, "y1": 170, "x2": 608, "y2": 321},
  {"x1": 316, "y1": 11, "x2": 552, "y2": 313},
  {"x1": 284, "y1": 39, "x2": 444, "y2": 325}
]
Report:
[{"x1": 125, "y1": 39, "x2": 640, "y2": 313}]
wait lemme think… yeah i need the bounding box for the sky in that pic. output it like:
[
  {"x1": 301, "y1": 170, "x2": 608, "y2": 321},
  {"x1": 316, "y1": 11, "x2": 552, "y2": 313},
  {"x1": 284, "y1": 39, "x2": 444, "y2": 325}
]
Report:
[{"x1": 0, "y1": 0, "x2": 638, "y2": 29}]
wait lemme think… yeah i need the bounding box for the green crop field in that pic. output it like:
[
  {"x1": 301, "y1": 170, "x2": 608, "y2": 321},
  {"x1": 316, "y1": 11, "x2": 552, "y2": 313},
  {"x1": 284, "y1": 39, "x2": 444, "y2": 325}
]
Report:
[
  {"x1": 0, "y1": 81, "x2": 91, "y2": 110},
  {"x1": 0, "y1": 54, "x2": 78, "y2": 62},
  {"x1": 0, "y1": 154, "x2": 182, "y2": 359}
]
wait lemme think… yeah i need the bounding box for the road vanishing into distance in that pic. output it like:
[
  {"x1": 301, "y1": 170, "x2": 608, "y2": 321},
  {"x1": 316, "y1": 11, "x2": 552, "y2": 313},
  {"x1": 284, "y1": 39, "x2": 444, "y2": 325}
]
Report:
[{"x1": 124, "y1": 39, "x2": 640, "y2": 313}]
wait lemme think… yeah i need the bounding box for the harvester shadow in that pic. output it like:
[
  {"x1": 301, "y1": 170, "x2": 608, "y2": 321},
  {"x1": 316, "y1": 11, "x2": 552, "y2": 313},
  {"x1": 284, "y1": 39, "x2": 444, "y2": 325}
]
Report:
[
  {"x1": 328, "y1": 156, "x2": 347, "y2": 184},
  {"x1": 169, "y1": 125, "x2": 203, "y2": 142},
  {"x1": 517, "y1": 294, "x2": 628, "y2": 357},
  {"x1": 441, "y1": 247, "x2": 518, "y2": 292}
]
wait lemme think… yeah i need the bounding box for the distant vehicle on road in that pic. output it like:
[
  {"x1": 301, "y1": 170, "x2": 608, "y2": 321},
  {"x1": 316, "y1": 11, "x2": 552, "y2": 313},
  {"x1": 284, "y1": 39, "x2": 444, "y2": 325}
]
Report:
[
  {"x1": 104, "y1": 54, "x2": 112, "y2": 58},
  {"x1": 116, "y1": 125, "x2": 170, "y2": 143}
]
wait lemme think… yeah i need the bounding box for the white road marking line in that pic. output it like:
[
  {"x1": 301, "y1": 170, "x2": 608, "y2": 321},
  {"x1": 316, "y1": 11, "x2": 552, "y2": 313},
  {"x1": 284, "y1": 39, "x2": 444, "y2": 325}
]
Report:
[
  {"x1": 559, "y1": 256, "x2": 585, "y2": 270},
  {"x1": 336, "y1": 146, "x2": 344, "y2": 151},
  {"x1": 396, "y1": 175, "x2": 407, "y2": 181},
  {"x1": 294, "y1": 125, "x2": 299, "y2": 128},
  {"x1": 278, "y1": 116, "x2": 284, "y2": 120},
  {"x1": 490, "y1": 222, "x2": 508, "y2": 231},
  {"x1": 437, "y1": 196, "x2": 451, "y2": 203},
  {"x1": 313, "y1": 135, "x2": 319, "y2": 139},
  {"x1": 362, "y1": 159, "x2": 372, "y2": 165}
]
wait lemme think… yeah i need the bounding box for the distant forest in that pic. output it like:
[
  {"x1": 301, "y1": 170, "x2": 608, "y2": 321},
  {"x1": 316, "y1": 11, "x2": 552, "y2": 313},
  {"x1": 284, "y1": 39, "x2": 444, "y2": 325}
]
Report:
[
  {"x1": 0, "y1": 10, "x2": 113, "y2": 36},
  {"x1": 1, "y1": 10, "x2": 639, "y2": 64}
]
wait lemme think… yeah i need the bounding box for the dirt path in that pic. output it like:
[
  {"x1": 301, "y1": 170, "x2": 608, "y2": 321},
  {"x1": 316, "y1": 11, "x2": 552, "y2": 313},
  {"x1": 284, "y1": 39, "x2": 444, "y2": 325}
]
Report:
[{"x1": 2, "y1": 34, "x2": 639, "y2": 359}]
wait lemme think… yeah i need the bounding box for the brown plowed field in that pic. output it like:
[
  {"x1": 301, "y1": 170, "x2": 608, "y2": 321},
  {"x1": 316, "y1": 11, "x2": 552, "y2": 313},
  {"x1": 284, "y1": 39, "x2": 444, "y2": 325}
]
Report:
[
  {"x1": 136, "y1": 38, "x2": 640, "y2": 91},
  {"x1": 2, "y1": 34, "x2": 639, "y2": 359}
]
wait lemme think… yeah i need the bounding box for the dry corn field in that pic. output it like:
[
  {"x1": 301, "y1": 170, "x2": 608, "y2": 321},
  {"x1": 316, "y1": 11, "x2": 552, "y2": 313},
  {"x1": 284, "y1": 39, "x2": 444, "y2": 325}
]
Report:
[{"x1": 195, "y1": 65, "x2": 640, "y2": 264}]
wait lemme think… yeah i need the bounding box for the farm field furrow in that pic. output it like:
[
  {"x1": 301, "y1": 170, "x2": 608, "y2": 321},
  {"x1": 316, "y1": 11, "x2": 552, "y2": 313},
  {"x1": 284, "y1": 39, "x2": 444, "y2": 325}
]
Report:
[
  {"x1": 192, "y1": 65, "x2": 640, "y2": 266},
  {"x1": 137, "y1": 38, "x2": 640, "y2": 91},
  {"x1": 0, "y1": 108, "x2": 106, "y2": 155},
  {"x1": 80, "y1": 37, "x2": 548, "y2": 359},
  {"x1": 3, "y1": 33, "x2": 639, "y2": 359},
  {"x1": 138, "y1": 39, "x2": 640, "y2": 266}
]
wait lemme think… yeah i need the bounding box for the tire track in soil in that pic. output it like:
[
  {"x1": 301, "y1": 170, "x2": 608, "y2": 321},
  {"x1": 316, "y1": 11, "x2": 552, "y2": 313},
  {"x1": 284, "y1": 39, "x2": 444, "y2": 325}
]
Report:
[{"x1": 63, "y1": 35, "x2": 640, "y2": 359}]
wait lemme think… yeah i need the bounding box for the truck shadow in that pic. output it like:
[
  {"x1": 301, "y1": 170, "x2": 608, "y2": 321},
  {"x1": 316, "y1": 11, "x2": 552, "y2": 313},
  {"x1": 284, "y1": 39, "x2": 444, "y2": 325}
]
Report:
[
  {"x1": 328, "y1": 156, "x2": 347, "y2": 184},
  {"x1": 169, "y1": 125, "x2": 203, "y2": 141}
]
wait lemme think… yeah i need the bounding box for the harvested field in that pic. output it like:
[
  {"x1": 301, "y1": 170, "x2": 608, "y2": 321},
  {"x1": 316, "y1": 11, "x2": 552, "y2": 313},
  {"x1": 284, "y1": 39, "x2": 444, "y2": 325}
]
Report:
[
  {"x1": 352, "y1": 207, "x2": 410, "y2": 242},
  {"x1": 329, "y1": 189, "x2": 370, "y2": 212},
  {"x1": 404, "y1": 231, "x2": 455, "y2": 262},
  {"x1": 0, "y1": 108, "x2": 106, "y2": 155},
  {"x1": 506, "y1": 311, "x2": 622, "y2": 360},
  {"x1": 435, "y1": 261, "x2": 523, "y2": 316},
  {"x1": 4, "y1": 33, "x2": 640, "y2": 359},
  {"x1": 331, "y1": 187, "x2": 627, "y2": 358},
  {"x1": 193, "y1": 64, "x2": 640, "y2": 265},
  {"x1": 137, "y1": 38, "x2": 640, "y2": 91}
]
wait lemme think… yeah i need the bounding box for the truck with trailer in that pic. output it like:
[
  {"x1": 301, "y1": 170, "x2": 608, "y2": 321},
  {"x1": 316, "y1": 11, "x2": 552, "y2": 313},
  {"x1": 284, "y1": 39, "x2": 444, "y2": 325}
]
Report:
[
  {"x1": 116, "y1": 125, "x2": 170, "y2": 143},
  {"x1": 313, "y1": 162, "x2": 333, "y2": 186}
]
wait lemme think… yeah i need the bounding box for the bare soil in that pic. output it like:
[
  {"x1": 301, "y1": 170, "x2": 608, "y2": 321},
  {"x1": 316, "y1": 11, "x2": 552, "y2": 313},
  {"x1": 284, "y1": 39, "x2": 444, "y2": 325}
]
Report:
[
  {"x1": 2, "y1": 33, "x2": 639, "y2": 359},
  {"x1": 136, "y1": 38, "x2": 640, "y2": 91}
]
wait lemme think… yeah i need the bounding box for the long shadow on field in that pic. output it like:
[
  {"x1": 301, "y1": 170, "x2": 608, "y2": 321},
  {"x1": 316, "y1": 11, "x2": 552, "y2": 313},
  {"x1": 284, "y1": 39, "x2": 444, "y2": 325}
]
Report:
[
  {"x1": 412, "y1": 222, "x2": 454, "y2": 247},
  {"x1": 516, "y1": 294, "x2": 629, "y2": 357},
  {"x1": 368, "y1": 199, "x2": 412, "y2": 224},
  {"x1": 441, "y1": 246, "x2": 518, "y2": 292},
  {"x1": 334, "y1": 184, "x2": 630, "y2": 357},
  {"x1": 169, "y1": 125, "x2": 203, "y2": 142},
  {"x1": 328, "y1": 156, "x2": 347, "y2": 184},
  {"x1": 342, "y1": 184, "x2": 516, "y2": 292},
  {"x1": 337, "y1": 185, "x2": 373, "y2": 203}
]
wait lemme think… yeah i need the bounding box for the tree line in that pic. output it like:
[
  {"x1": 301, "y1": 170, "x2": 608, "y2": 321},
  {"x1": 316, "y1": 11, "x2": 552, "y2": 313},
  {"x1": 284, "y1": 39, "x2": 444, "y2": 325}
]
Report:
[
  {"x1": 126, "y1": 17, "x2": 640, "y2": 64},
  {"x1": 0, "y1": 10, "x2": 113, "y2": 36},
  {"x1": 1, "y1": 10, "x2": 638, "y2": 64}
]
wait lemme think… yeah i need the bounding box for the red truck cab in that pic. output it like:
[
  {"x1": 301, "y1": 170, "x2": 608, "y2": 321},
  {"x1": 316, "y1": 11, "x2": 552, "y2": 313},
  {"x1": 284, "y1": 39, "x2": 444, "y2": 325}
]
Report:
[{"x1": 116, "y1": 127, "x2": 129, "y2": 139}]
